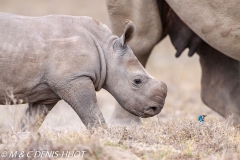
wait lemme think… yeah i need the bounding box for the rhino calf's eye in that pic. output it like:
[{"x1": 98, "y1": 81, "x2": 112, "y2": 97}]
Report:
[{"x1": 134, "y1": 79, "x2": 142, "y2": 84}]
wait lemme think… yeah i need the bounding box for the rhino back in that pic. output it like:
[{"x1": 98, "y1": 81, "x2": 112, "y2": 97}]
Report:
[{"x1": 0, "y1": 13, "x2": 110, "y2": 104}]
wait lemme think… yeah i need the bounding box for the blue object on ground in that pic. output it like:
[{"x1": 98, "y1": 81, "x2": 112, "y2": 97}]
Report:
[{"x1": 198, "y1": 115, "x2": 207, "y2": 122}]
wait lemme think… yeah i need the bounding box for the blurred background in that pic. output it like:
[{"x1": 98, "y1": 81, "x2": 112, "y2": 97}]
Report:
[{"x1": 0, "y1": 0, "x2": 222, "y2": 131}]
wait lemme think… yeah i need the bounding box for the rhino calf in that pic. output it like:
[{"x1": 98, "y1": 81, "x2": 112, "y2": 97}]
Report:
[{"x1": 0, "y1": 13, "x2": 167, "y2": 129}]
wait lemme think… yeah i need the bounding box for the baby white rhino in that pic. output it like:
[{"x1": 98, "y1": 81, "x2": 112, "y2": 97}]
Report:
[{"x1": 0, "y1": 13, "x2": 167, "y2": 129}]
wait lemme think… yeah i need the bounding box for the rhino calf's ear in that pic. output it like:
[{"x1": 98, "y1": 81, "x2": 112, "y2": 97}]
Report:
[{"x1": 120, "y1": 19, "x2": 136, "y2": 48}]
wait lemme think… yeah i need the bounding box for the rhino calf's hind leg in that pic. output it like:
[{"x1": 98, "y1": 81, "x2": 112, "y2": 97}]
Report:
[{"x1": 21, "y1": 102, "x2": 56, "y2": 131}]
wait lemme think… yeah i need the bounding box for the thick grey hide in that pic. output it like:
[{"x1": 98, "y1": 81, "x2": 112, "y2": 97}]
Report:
[
  {"x1": 0, "y1": 13, "x2": 167, "y2": 128},
  {"x1": 106, "y1": 0, "x2": 240, "y2": 125}
]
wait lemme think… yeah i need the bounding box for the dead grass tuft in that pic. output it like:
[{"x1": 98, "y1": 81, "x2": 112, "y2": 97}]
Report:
[{"x1": 0, "y1": 117, "x2": 239, "y2": 160}]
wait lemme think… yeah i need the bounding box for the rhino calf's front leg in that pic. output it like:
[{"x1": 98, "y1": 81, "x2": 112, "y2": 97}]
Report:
[{"x1": 53, "y1": 77, "x2": 106, "y2": 128}]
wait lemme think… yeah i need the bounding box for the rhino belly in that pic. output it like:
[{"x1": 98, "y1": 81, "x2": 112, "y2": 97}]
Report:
[{"x1": 0, "y1": 81, "x2": 60, "y2": 105}]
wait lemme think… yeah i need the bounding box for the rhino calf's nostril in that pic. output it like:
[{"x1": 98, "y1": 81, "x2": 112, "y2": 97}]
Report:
[
  {"x1": 143, "y1": 105, "x2": 162, "y2": 117},
  {"x1": 149, "y1": 106, "x2": 158, "y2": 112}
]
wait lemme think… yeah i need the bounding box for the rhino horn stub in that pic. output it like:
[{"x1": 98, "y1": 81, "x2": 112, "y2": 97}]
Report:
[{"x1": 120, "y1": 20, "x2": 136, "y2": 47}]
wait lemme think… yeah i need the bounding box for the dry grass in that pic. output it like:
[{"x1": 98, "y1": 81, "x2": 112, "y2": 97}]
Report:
[
  {"x1": 0, "y1": 117, "x2": 240, "y2": 160},
  {"x1": 0, "y1": 1, "x2": 239, "y2": 160}
]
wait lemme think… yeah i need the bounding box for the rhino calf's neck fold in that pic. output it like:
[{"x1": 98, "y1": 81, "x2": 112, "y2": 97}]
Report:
[{"x1": 0, "y1": 13, "x2": 167, "y2": 129}]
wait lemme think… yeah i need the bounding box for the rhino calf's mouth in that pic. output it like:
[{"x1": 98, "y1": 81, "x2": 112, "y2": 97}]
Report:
[{"x1": 143, "y1": 106, "x2": 162, "y2": 117}]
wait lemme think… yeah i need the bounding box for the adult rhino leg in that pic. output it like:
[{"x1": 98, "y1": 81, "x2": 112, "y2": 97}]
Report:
[
  {"x1": 110, "y1": 50, "x2": 153, "y2": 125},
  {"x1": 107, "y1": 0, "x2": 163, "y2": 125},
  {"x1": 110, "y1": 17, "x2": 157, "y2": 124},
  {"x1": 197, "y1": 42, "x2": 240, "y2": 124},
  {"x1": 21, "y1": 102, "x2": 56, "y2": 131},
  {"x1": 164, "y1": 8, "x2": 240, "y2": 123}
]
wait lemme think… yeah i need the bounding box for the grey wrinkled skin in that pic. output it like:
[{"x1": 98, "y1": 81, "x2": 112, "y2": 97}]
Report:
[
  {"x1": 106, "y1": 0, "x2": 240, "y2": 124},
  {"x1": 165, "y1": 0, "x2": 240, "y2": 61},
  {"x1": 0, "y1": 13, "x2": 167, "y2": 130}
]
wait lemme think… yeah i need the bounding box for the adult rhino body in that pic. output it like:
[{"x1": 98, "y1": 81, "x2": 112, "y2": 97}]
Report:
[
  {"x1": 106, "y1": 0, "x2": 240, "y2": 124},
  {"x1": 0, "y1": 13, "x2": 167, "y2": 130},
  {"x1": 166, "y1": 0, "x2": 240, "y2": 61}
]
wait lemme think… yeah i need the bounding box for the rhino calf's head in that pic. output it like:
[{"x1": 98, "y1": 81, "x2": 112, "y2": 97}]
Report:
[{"x1": 103, "y1": 21, "x2": 167, "y2": 118}]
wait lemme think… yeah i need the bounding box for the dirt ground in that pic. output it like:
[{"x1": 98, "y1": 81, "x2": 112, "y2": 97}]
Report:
[{"x1": 0, "y1": 0, "x2": 222, "y2": 131}]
